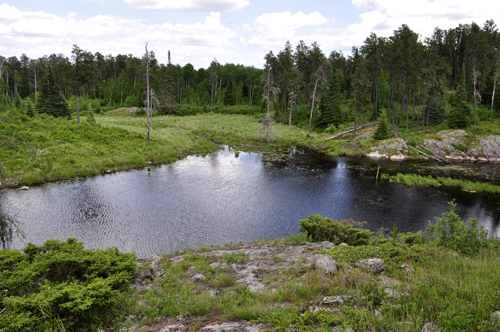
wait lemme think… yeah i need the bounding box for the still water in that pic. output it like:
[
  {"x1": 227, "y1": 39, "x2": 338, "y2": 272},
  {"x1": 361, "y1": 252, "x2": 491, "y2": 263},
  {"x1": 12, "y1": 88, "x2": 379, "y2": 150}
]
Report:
[{"x1": 1, "y1": 146, "x2": 499, "y2": 258}]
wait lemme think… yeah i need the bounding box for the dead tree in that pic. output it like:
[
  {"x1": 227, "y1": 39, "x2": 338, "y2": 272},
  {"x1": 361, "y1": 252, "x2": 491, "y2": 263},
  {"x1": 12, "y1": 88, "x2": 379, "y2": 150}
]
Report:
[
  {"x1": 145, "y1": 43, "x2": 151, "y2": 142},
  {"x1": 262, "y1": 65, "x2": 280, "y2": 142},
  {"x1": 308, "y1": 65, "x2": 326, "y2": 135},
  {"x1": 473, "y1": 67, "x2": 481, "y2": 137}
]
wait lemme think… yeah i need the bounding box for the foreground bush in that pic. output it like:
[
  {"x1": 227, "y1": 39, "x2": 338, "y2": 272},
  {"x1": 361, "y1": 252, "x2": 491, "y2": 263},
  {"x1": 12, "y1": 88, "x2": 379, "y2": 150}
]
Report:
[
  {"x1": 299, "y1": 214, "x2": 372, "y2": 245},
  {"x1": 427, "y1": 200, "x2": 489, "y2": 256},
  {"x1": 0, "y1": 238, "x2": 136, "y2": 331}
]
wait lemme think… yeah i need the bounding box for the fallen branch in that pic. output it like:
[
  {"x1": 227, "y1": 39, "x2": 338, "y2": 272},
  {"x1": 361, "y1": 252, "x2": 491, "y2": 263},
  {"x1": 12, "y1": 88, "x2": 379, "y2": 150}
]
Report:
[
  {"x1": 323, "y1": 122, "x2": 376, "y2": 142},
  {"x1": 0, "y1": 135, "x2": 36, "y2": 162},
  {"x1": 407, "y1": 145, "x2": 445, "y2": 163},
  {"x1": 176, "y1": 124, "x2": 182, "y2": 131}
]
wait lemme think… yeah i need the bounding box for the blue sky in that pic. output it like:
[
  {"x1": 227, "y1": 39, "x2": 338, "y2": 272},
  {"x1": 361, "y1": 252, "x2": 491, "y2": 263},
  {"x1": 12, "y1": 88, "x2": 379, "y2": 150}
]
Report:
[{"x1": 0, "y1": 0, "x2": 498, "y2": 69}]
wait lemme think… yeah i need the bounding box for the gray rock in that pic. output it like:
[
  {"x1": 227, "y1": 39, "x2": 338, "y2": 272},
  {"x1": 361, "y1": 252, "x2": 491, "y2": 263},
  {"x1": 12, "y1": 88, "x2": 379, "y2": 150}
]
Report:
[
  {"x1": 188, "y1": 266, "x2": 196, "y2": 274},
  {"x1": 479, "y1": 136, "x2": 500, "y2": 160},
  {"x1": 192, "y1": 273, "x2": 205, "y2": 282},
  {"x1": 159, "y1": 324, "x2": 186, "y2": 332},
  {"x1": 355, "y1": 258, "x2": 385, "y2": 273},
  {"x1": 321, "y1": 241, "x2": 335, "y2": 249},
  {"x1": 202, "y1": 322, "x2": 261, "y2": 332},
  {"x1": 375, "y1": 309, "x2": 383, "y2": 319},
  {"x1": 332, "y1": 327, "x2": 354, "y2": 332},
  {"x1": 148, "y1": 254, "x2": 165, "y2": 278},
  {"x1": 421, "y1": 322, "x2": 441, "y2": 332},
  {"x1": 491, "y1": 311, "x2": 500, "y2": 324},
  {"x1": 314, "y1": 254, "x2": 338, "y2": 274},
  {"x1": 135, "y1": 265, "x2": 153, "y2": 284},
  {"x1": 321, "y1": 295, "x2": 351, "y2": 306},
  {"x1": 339, "y1": 243, "x2": 349, "y2": 247},
  {"x1": 399, "y1": 264, "x2": 415, "y2": 273},
  {"x1": 208, "y1": 289, "x2": 221, "y2": 298},
  {"x1": 210, "y1": 262, "x2": 228, "y2": 269}
]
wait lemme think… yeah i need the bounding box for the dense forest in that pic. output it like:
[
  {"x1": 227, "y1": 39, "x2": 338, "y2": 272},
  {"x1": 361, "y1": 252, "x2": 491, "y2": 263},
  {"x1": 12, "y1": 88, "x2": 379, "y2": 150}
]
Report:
[{"x1": 1, "y1": 19, "x2": 500, "y2": 131}]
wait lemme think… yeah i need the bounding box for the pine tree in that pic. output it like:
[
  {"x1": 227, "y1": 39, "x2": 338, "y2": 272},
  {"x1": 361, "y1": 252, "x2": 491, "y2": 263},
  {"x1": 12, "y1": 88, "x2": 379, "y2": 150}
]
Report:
[
  {"x1": 36, "y1": 66, "x2": 70, "y2": 118},
  {"x1": 373, "y1": 108, "x2": 390, "y2": 140},
  {"x1": 448, "y1": 79, "x2": 470, "y2": 129},
  {"x1": 319, "y1": 72, "x2": 342, "y2": 128},
  {"x1": 224, "y1": 80, "x2": 234, "y2": 106}
]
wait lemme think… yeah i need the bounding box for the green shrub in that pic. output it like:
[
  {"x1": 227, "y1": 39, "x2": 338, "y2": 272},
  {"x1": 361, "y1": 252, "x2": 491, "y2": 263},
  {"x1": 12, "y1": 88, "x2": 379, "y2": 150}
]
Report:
[
  {"x1": 426, "y1": 200, "x2": 488, "y2": 256},
  {"x1": 299, "y1": 214, "x2": 372, "y2": 245},
  {"x1": 0, "y1": 238, "x2": 136, "y2": 331}
]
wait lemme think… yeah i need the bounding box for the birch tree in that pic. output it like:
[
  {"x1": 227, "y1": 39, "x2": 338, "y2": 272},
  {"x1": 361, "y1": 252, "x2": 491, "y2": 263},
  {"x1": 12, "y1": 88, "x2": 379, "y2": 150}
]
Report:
[{"x1": 491, "y1": 48, "x2": 499, "y2": 118}]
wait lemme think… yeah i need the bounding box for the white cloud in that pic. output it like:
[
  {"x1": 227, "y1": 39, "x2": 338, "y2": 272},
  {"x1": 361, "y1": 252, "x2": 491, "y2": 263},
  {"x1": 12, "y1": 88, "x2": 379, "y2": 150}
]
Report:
[
  {"x1": 0, "y1": 3, "x2": 23, "y2": 21},
  {"x1": 0, "y1": 6, "x2": 238, "y2": 67},
  {"x1": 350, "y1": 0, "x2": 500, "y2": 39},
  {"x1": 123, "y1": 0, "x2": 249, "y2": 11},
  {"x1": 248, "y1": 11, "x2": 329, "y2": 48}
]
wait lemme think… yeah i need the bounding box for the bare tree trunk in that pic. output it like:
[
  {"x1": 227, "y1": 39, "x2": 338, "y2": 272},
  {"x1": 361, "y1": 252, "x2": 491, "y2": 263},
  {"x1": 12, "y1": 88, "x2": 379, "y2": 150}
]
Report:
[
  {"x1": 308, "y1": 78, "x2": 319, "y2": 135},
  {"x1": 491, "y1": 58, "x2": 499, "y2": 119},
  {"x1": 289, "y1": 99, "x2": 293, "y2": 127}
]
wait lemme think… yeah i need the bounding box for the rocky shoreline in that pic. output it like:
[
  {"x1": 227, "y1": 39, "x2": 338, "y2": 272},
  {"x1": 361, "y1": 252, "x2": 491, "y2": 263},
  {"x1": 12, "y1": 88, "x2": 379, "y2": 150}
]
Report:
[
  {"x1": 123, "y1": 240, "x2": 500, "y2": 332},
  {"x1": 366, "y1": 130, "x2": 500, "y2": 163}
]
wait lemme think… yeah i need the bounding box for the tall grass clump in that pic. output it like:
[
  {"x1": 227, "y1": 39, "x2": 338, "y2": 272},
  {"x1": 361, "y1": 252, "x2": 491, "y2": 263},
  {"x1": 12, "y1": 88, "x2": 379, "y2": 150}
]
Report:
[
  {"x1": 299, "y1": 214, "x2": 372, "y2": 245},
  {"x1": 389, "y1": 173, "x2": 441, "y2": 187}
]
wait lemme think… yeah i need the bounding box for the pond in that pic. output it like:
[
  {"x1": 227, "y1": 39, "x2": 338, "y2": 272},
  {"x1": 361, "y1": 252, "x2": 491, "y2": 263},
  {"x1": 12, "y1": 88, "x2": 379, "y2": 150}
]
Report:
[{"x1": 1, "y1": 146, "x2": 499, "y2": 258}]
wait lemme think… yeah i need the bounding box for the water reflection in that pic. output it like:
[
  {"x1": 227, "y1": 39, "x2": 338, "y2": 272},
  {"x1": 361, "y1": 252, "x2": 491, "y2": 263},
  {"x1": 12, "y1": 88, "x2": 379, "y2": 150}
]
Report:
[{"x1": 0, "y1": 148, "x2": 499, "y2": 258}]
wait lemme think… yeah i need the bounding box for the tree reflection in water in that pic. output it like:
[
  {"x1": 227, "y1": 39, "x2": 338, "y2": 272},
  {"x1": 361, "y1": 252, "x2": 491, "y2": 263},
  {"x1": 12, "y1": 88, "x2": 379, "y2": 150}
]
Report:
[{"x1": 0, "y1": 210, "x2": 24, "y2": 249}]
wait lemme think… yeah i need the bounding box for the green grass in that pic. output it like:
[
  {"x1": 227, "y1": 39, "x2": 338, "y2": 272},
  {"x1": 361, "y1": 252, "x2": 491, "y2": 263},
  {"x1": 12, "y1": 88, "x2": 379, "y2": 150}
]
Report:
[
  {"x1": 388, "y1": 173, "x2": 500, "y2": 194},
  {"x1": 0, "y1": 111, "x2": 217, "y2": 186}
]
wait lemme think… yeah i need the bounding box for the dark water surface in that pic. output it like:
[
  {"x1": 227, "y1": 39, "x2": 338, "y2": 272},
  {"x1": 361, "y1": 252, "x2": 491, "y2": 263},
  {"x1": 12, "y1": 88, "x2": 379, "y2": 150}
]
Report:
[{"x1": 1, "y1": 146, "x2": 499, "y2": 258}]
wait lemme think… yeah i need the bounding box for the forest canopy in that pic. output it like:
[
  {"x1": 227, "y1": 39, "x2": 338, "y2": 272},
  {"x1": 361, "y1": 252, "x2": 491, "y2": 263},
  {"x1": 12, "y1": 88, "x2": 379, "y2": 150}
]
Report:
[{"x1": 1, "y1": 19, "x2": 499, "y2": 131}]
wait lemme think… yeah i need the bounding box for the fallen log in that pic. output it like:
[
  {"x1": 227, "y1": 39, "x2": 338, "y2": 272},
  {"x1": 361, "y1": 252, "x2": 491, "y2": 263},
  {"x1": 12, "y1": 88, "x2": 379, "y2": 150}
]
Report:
[{"x1": 323, "y1": 122, "x2": 376, "y2": 142}]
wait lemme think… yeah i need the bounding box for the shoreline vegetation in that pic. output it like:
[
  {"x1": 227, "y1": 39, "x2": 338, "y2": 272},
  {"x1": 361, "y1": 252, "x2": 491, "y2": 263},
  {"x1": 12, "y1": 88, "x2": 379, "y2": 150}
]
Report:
[
  {"x1": 384, "y1": 173, "x2": 500, "y2": 195},
  {"x1": 0, "y1": 110, "x2": 500, "y2": 189},
  {"x1": 1, "y1": 206, "x2": 499, "y2": 331}
]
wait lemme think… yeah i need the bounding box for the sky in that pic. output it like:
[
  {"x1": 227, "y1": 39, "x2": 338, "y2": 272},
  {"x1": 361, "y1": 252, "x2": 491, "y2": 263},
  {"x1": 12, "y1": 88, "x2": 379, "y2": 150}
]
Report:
[{"x1": 0, "y1": 0, "x2": 499, "y2": 69}]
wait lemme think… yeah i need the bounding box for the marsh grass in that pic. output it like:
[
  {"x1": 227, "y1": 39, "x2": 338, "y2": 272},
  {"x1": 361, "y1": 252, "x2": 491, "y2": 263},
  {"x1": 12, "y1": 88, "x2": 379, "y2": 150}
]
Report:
[
  {"x1": 389, "y1": 173, "x2": 500, "y2": 194},
  {"x1": 0, "y1": 113, "x2": 217, "y2": 186}
]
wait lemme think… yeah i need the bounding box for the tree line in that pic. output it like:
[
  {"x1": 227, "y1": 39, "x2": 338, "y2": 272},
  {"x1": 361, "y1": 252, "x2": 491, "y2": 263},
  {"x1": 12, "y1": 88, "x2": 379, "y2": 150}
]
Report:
[{"x1": 1, "y1": 19, "x2": 499, "y2": 133}]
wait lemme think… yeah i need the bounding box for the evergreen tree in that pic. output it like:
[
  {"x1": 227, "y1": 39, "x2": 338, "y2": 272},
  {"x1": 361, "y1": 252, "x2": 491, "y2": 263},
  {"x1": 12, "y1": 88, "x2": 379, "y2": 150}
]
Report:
[
  {"x1": 448, "y1": 79, "x2": 471, "y2": 128},
  {"x1": 36, "y1": 66, "x2": 70, "y2": 118},
  {"x1": 224, "y1": 80, "x2": 234, "y2": 106},
  {"x1": 373, "y1": 108, "x2": 390, "y2": 140},
  {"x1": 319, "y1": 72, "x2": 342, "y2": 128}
]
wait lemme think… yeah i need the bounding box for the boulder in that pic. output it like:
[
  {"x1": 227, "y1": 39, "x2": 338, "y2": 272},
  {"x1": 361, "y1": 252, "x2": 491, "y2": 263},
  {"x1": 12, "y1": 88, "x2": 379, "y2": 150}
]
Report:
[
  {"x1": 355, "y1": 258, "x2": 385, "y2": 273},
  {"x1": 321, "y1": 295, "x2": 349, "y2": 306},
  {"x1": 19, "y1": 186, "x2": 29, "y2": 190},
  {"x1": 192, "y1": 273, "x2": 205, "y2": 282},
  {"x1": 367, "y1": 151, "x2": 388, "y2": 159},
  {"x1": 314, "y1": 254, "x2": 338, "y2": 274},
  {"x1": 421, "y1": 322, "x2": 441, "y2": 332},
  {"x1": 479, "y1": 136, "x2": 500, "y2": 160}
]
